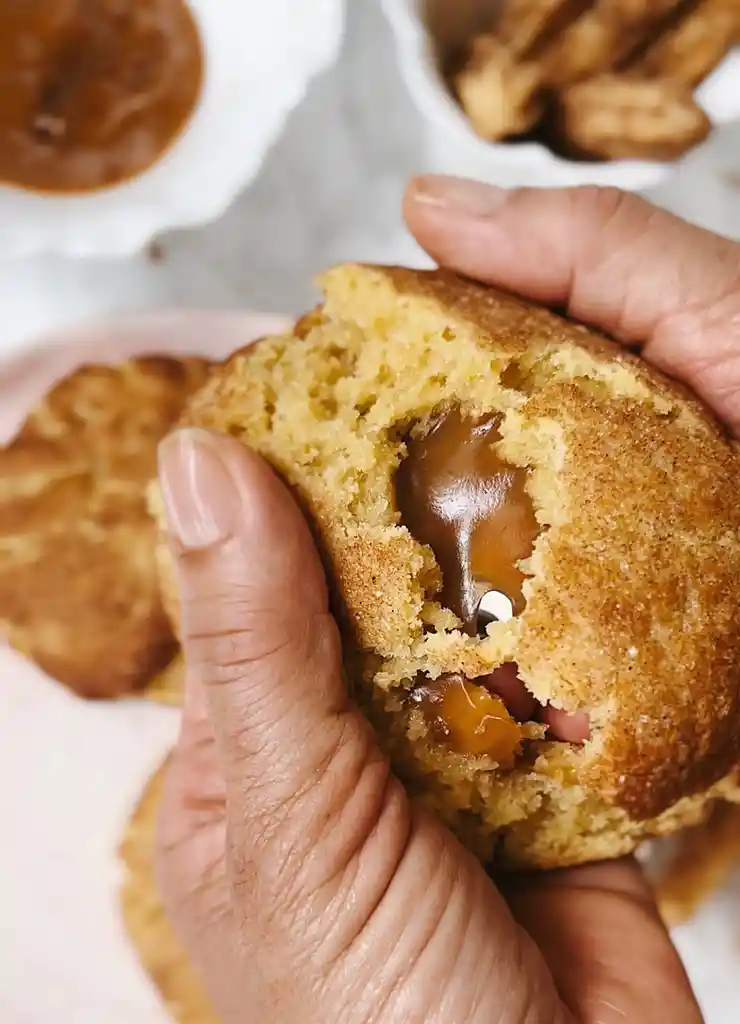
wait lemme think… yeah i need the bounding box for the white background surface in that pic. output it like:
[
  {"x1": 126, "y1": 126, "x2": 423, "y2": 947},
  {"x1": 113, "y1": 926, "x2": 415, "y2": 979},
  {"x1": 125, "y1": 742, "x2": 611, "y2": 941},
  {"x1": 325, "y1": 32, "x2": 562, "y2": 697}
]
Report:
[{"x1": 1, "y1": 3, "x2": 739, "y2": 1021}]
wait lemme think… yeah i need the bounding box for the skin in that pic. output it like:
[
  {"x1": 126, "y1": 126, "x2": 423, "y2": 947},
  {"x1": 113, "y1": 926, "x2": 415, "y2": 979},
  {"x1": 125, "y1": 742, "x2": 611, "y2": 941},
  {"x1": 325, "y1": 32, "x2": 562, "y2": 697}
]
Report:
[{"x1": 153, "y1": 181, "x2": 740, "y2": 1024}]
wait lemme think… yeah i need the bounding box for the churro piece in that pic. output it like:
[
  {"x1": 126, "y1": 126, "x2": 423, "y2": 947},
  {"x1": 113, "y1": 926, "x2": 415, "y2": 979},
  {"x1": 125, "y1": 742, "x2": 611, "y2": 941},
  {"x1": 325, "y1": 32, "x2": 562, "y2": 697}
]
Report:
[
  {"x1": 495, "y1": 0, "x2": 592, "y2": 58},
  {"x1": 455, "y1": 35, "x2": 545, "y2": 140},
  {"x1": 634, "y1": 0, "x2": 740, "y2": 87},
  {"x1": 548, "y1": 1, "x2": 686, "y2": 86},
  {"x1": 655, "y1": 803, "x2": 740, "y2": 926},
  {"x1": 555, "y1": 74, "x2": 711, "y2": 161}
]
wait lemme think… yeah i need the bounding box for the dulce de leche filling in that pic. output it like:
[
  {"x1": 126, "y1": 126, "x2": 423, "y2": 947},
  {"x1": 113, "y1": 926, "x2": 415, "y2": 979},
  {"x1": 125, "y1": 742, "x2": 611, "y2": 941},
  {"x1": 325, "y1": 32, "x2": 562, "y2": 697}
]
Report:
[
  {"x1": 413, "y1": 674, "x2": 522, "y2": 765},
  {"x1": 395, "y1": 408, "x2": 540, "y2": 634},
  {"x1": 395, "y1": 407, "x2": 543, "y2": 762},
  {"x1": 0, "y1": 0, "x2": 203, "y2": 193}
]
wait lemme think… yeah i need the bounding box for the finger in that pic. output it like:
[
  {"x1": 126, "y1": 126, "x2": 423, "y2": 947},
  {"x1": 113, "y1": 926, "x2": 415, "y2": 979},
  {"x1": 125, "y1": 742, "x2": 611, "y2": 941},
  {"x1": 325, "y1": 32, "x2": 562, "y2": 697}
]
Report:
[
  {"x1": 156, "y1": 719, "x2": 249, "y2": 1024},
  {"x1": 157, "y1": 709, "x2": 230, "y2": 929},
  {"x1": 540, "y1": 704, "x2": 591, "y2": 743},
  {"x1": 481, "y1": 664, "x2": 591, "y2": 741},
  {"x1": 505, "y1": 858, "x2": 703, "y2": 1024},
  {"x1": 157, "y1": 428, "x2": 385, "y2": 857},
  {"x1": 404, "y1": 177, "x2": 740, "y2": 434}
]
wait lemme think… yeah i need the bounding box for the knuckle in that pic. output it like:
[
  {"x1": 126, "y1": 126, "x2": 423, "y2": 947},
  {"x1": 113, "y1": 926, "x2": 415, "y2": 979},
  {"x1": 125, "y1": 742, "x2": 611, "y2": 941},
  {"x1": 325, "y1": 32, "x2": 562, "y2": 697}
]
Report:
[
  {"x1": 184, "y1": 582, "x2": 275, "y2": 643},
  {"x1": 572, "y1": 185, "x2": 657, "y2": 265},
  {"x1": 185, "y1": 583, "x2": 329, "y2": 674},
  {"x1": 187, "y1": 603, "x2": 299, "y2": 682},
  {"x1": 155, "y1": 822, "x2": 229, "y2": 930},
  {"x1": 155, "y1": 749, "x2": 230, "y2": 929},
  {"x1": 230, "y1": 713, "x2": 398, "y2": 926}
]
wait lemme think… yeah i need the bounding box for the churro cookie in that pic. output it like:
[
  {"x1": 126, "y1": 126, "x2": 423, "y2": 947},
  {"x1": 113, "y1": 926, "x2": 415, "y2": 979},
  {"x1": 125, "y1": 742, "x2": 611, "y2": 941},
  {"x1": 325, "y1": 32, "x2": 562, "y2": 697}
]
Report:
[
  {"x1": 160, "y1": 265, "x2": 740, "y2": 868},
  {"x1": 119, "y1": 762, "x2": 217, "y2": 1024},
  {"x1": 0, "y1": 356, "x2": 209, "y2": 700}
]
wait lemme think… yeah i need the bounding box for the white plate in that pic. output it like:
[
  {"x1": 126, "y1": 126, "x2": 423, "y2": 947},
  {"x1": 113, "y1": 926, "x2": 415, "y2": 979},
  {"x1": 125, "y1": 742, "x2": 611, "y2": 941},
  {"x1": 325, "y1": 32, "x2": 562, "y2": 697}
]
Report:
[
  {"x1": 382, "y1": 0, "x2": 740, "y2": 192},
  {"x1": 0, "y1": 0, "x2": 345, "y2": 259}
]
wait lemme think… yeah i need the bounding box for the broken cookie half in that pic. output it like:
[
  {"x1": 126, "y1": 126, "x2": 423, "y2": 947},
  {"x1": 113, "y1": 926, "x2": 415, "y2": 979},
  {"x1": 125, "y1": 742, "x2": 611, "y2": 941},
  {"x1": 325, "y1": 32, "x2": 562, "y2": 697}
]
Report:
[{"x1": 156, "y1": 264, "x2": 740, "y2": 870}]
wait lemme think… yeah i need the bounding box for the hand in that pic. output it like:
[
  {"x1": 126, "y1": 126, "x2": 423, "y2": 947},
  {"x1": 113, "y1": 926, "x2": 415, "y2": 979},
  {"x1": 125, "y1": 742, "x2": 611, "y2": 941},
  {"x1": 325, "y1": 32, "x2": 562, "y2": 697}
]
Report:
[
  {"x1": 153, "y1": 181, "x2": 740, "y2": 1023},
  {"x1": 404, "y1": 177, "x2": 740, "y2": 438}
]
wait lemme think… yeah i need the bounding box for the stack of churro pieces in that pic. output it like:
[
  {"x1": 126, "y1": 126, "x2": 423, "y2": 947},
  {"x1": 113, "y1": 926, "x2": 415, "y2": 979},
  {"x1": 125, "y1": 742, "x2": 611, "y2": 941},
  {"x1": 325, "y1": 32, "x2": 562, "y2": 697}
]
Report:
[{"x1": 452, "y1": 0, "x2": 739, "y2": 160}]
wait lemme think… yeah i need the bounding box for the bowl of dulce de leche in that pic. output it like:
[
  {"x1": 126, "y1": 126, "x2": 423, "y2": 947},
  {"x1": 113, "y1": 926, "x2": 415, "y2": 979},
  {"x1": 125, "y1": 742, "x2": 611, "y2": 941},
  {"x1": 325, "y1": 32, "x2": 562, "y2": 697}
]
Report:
[{"x1": 0, "y1": 0, "x2": 344, "y2": 258}]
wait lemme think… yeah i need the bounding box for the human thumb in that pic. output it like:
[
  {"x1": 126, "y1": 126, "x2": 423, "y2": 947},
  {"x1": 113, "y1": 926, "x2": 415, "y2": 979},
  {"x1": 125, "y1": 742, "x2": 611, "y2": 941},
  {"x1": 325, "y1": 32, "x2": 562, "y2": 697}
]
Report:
[{"x1": 157, "y1": 428, "x2": 381, "y2": 858}]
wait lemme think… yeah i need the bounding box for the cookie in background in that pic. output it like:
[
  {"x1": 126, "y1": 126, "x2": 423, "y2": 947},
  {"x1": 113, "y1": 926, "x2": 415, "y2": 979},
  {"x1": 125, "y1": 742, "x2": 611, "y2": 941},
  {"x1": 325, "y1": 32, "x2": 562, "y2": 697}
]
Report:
[{"x1": 0, "y1": 357, "x2": 209, "y2": 701}]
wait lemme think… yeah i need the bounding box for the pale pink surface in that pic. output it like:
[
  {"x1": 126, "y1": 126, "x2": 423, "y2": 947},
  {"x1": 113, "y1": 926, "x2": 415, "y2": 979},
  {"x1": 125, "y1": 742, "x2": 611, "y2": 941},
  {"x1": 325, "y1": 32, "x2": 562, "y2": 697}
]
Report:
[
  {"x1": 0, "y1": 311, "x2": 291, "y2": 1023},
  {"x1": 0, "y1": 310, "x2": 291, "y2": 443}
]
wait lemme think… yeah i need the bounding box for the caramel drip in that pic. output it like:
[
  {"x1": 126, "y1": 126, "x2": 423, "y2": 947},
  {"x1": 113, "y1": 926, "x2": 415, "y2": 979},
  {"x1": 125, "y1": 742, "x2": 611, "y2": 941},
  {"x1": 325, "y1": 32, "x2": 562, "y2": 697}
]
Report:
[
  {"x1": 396, "y1": 408, "x2": 540, "y2": 632},
  {"x1": 415, "y1": 674, "x2": 522, "y2": 764}
]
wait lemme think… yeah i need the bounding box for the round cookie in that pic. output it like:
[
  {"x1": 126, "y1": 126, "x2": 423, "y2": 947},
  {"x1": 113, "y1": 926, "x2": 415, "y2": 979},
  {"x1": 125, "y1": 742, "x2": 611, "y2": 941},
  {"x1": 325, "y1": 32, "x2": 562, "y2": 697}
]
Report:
[
  {"x1": 119, "y1": 760, "x2": 217, "y2": 1024},
  {"x1": 0, "y1": 356, "x2": 209, "y2": 700},
  {"x1": 160, "y1": 264, "x2": 740, "y2": 869}
]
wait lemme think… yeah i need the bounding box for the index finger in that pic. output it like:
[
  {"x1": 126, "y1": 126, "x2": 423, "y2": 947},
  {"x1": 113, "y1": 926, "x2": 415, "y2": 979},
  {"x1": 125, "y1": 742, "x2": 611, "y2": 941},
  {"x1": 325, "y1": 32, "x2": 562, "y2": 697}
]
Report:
[{"x1": 404, "y1": 177, "x2": 740, "y2": 434}]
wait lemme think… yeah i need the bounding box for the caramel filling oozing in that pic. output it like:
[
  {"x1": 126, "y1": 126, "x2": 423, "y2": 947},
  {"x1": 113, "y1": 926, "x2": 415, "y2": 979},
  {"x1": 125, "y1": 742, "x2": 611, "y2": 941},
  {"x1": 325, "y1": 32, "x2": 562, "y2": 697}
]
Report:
[
  {"x1": 414, "y1": 674, "x2": 522, "y2": 765},
  {"x1": 396, "y1": 408, "x2": 540, "y2": 633}
]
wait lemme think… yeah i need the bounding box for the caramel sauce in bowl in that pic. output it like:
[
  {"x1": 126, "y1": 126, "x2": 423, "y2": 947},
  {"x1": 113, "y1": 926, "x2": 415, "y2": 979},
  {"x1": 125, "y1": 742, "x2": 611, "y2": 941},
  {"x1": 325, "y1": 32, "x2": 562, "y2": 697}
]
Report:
[
  {"x1": 0, "y1": 0, "x2": 344, "y2": 257},
  {"x1": 0, "y1": 1, "x2": 203, "y2": 195}
]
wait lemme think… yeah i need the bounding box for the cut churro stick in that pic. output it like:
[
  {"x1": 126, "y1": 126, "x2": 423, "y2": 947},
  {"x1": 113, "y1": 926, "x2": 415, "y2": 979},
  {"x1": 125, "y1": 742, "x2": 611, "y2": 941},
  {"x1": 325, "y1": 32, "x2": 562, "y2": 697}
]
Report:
[
  {"x1": 547, "y1": 0, "x2": 686, "y2": 86},
  {"x1": 655, "y1": 803, "x2": 740, "y2": 926},
  {"x1": 554, "y1": 74, "x2": 711, "y2": 161},
  {"x1": 455, "y1": 35, "x2": 545, "y2": 140},
  {"x1": 495, "y1": 0, "x2": 592, "y2": 58},
  {"x1": 634, "y1": 0, "x2": 740, "y2": 87}
]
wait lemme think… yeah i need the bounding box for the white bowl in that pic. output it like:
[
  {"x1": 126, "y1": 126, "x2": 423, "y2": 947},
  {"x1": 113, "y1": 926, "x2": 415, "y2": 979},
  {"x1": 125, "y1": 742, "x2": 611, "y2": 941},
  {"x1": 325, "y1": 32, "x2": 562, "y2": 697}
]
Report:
[
  {"x1": 382, "y1": 0, "x2": 740, "y2": 191},
  {"x1": 0, "y1": 0, "x2": 344, "y2": 260}
]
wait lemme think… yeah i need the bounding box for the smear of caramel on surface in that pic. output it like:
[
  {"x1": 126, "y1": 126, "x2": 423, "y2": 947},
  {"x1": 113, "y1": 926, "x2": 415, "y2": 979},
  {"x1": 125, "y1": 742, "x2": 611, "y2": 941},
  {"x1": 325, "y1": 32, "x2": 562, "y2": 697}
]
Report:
[
  {"x1": 415, "y1": 673, "x2": 522, "y2": 763},
  {"x1": 0, "y1": 0, "x2": 203, "y2": 193},
  {"x1": 396, "y1": 408, "x2": 540, "y2": 632}
]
